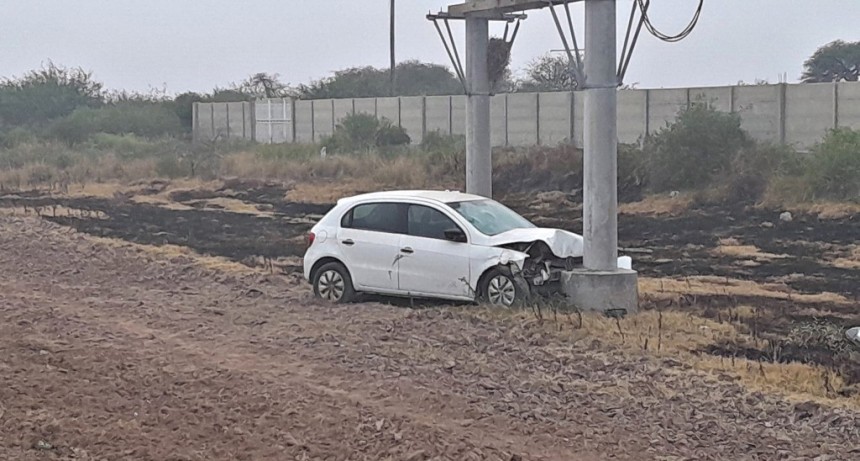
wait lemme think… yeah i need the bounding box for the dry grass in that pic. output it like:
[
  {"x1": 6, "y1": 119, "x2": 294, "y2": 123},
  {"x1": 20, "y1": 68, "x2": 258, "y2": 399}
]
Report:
[
  {"x1": 619, "y1": 193, "x2": 693, "y2": 216},
  {"x1": 87, "y1": 234, "x2": 259, "y2": 275},
  {"x1": 765, "y1": 200, "x2": 860, "y2": 221},
  {"x1": 463, "y1": 306, "x2": 859, "y2": 409},
  {"x1": 827, "y1": 245, "x2": 860, "y2": 270},
  {"x1": 713, "y1": 237, "x2": 789, "y2": 261},
  {"x1": 639, "y1": 276, "x2": 850, "y2": 305}
]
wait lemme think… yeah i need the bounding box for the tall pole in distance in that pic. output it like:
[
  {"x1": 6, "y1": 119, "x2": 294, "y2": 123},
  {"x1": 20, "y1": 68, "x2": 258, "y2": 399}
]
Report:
[
  {"x1": 390, "y1": 0, "x2": 396, "y2": 96},
  {"x1": 465, "y1": 15, "x2": 492, "y2": 197},
  {"x1": 583, "y1": 0, "x2": 618, "y2": 271}
]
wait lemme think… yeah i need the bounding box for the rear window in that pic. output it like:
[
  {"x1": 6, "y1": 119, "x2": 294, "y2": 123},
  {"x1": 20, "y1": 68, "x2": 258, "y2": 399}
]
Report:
[{"x1": 341, "y1": 202, "x2": 406, "y2": 234}]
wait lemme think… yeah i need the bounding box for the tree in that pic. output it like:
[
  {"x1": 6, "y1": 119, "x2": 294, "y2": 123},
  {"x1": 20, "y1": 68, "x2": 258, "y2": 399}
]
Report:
[
  {"x1": 517, "y1": 54, "x2": 579, "y2": 92},
  {"x1": 296, "y1": 61, "x2": 462, "y2": 99},
  {"x1": 237, "y1": 72, "x2": 290, "y2": 98},
  {"x1": 802, "y1": 40, "x2": 860, "y2": 83},
  {"x1": 0, "y1": 61, "x2": 103, "y2": 126}
]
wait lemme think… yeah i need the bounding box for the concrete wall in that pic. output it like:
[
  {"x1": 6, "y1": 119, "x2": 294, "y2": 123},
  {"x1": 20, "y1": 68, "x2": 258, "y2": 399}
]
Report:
[
  {"x1": 400, "y1": 97, "x2": 425, "y2": 144},
  {"x1": 734, "y1": 85, "x2": 782, "y2": 143},
  {"x1": 785, "y1": 83, "x2": 834, "y2": 147},
  {"x1": 617, "y1": 90, "x2": 646, "y2": 144},
  {"x1": 490, "y1": 95, "x2": 507, "y2": 146},
  {"x1": 451, "y1": 96, "x2": 467, "y2": 136},
  {"x1": 648, "y1": 88, "x2": 688, "y2": 133},
  {"x1": 507, "y1": 92, "x2": 538, "y2": 146},
  {"x1": 538, "y1": 92, "x2": 572, "y2": 146},
  {"x1": 193, "y1": 101, "x2": 254, "y2": 142},
  {"x1": 838, "y1": 82, "x2": 860, "y2": 130},
  {"x1": 194, "y1": 82, "x2": 860, "y2": 150},
  {"x1": 425, "y1": 96, "x2": 451, "y2": 135},
  {"x1": 294, "y1": 100, "x2": 314, "y2": 143}
]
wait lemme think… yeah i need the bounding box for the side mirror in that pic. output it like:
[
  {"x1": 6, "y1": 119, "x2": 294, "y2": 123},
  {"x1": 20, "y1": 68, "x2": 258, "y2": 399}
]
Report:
[{"x1": 444, "y1": 228, "x2": 467, "y2": 243}]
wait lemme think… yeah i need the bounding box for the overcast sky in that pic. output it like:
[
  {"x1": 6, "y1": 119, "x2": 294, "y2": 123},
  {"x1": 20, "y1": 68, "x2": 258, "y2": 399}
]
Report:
[{"x1": 2, "y1": 1, "x2": 858, "y2": 94}]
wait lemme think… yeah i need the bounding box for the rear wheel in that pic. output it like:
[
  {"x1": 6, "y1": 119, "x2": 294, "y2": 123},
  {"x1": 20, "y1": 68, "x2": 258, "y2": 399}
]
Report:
[
  {"x1": 313, "y1": 262, "x2": 356, "y2": 303},
  {"x1": 479, "y1": 268, "x2": 525, "y2": 307}
]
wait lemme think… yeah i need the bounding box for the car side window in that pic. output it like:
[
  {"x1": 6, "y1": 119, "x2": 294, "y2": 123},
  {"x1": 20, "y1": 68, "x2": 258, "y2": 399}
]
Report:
[
  {"x1": 407, "y1": 205, "x2": 462, "y2": 240},
  {"x1": 342, "y1": 202, "x2": 406, "y2": 234}
]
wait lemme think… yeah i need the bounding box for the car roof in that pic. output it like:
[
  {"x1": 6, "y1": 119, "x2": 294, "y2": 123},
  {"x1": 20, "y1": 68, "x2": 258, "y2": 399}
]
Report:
[{"x1": 337, "y1": 190, "x2": 487, "y2": 205}]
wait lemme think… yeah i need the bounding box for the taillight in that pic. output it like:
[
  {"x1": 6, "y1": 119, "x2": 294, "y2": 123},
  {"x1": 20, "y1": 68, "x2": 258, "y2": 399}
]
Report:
[{"x1": 307, "y1": 232, "x2": 316, "y2": 247}]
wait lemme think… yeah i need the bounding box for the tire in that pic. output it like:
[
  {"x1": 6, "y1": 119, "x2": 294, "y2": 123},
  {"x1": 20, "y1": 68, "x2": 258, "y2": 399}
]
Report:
[
  {"x1": 312, "y1": 262, "x2": 356, "y2": 303},
  {"x1": 479, "y1": 268, "x2": 527, "y2": 307}
]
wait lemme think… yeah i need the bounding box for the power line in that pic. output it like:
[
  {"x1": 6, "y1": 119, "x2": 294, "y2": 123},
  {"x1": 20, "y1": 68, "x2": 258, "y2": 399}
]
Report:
[{"x1": 636, "y1": 0, "x2": 703, "y2": 43}]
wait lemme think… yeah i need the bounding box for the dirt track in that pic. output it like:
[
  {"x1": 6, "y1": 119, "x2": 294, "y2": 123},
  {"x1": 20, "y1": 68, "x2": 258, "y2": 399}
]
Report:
[{"x1": 1, "y1": 216, "x2": 858, "y2": 460}]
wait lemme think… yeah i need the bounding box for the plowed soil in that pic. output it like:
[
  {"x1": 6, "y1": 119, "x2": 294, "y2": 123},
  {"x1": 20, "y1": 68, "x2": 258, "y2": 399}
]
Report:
[{"x1": 1, "y1": 216, "x2": 859, "y2": 460}]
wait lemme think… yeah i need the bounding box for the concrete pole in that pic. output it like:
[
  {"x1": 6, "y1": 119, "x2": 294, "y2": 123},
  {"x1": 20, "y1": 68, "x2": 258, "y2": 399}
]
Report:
[
  {"x1": 583, "y1": 0, "x2": 618, "y2": 271},
  {"x1": 465, "y1": 16, "x2": 492, "y2": 198}
]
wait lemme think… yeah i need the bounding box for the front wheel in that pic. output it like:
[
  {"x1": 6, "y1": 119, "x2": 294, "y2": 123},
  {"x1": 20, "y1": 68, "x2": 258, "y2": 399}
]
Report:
[
  {"x1": 313, "y1": 262, "x2": 356, "y2": 303},
  {"x1": 479, "y1": 268, "x2": 527, "y2": 307}
]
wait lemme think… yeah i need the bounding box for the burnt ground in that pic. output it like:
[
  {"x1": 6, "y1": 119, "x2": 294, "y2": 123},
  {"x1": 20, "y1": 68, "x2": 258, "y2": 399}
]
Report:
[
  {"x1": 1, "y1": 182, "x2": 859, "y2": 386},
  {"x1": 1, "y1": 216, "x2": 860, "y2": 461}
]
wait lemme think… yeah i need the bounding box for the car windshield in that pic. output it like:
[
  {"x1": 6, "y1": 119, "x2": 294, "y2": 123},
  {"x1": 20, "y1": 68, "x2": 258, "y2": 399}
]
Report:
[{"x1": 448, "y1": 199, "x2": 535, "y2": 236}]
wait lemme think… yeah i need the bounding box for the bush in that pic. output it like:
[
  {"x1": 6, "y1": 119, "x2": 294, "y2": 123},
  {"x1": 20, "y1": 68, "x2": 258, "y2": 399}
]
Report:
[
  {"x1": 47, "y1": 109, "x2": 100, "y2": 146},
  {"x1": 723, "y1": 143, "x2": 803, "y2": 203},
  {"x1": 804, "y1": 128, "x2": 860, "y2": 200},
  {"x1": 322, "y1": 113, "x2": 411, "y2": 153},
  {"x1": 375, "y1": 120, "x2": 411, "y2": 148},
  {"x1": 95, "y1": 102, "x2": 182, "y2": 138},
  {"x1": 644, "y1": 103, "x2": 751, "y2": 192},
  {"x1": 0, "y1": 127, "x2": 37, "y2": 148},
  {"x1": 47, "y1": 103, "x2": 183, "y2": 146},
  {"x1": 155, "y1": 155, "x2": 186, "y2": 178},
  {"x1": 421, "y1": 130, "x2": 465, "y2": 153}
]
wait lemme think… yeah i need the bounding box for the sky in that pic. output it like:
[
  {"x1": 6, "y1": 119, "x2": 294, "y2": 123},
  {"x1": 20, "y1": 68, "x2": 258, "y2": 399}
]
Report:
[{"x1": 1, "y1": 1, "x2": 858, "y2": 94}]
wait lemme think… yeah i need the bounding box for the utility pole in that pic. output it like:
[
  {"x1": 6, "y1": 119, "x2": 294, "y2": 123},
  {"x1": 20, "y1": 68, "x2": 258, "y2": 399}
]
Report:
[
  {"x1": 583, "y1": 0, "x2": 618, "y2": 271},
  {"x1": 390, "y1": 0, "x2": 396, "y2": 96},
  {"x1": 465, "y1": 15, "x2": 492, "y2": 198}
]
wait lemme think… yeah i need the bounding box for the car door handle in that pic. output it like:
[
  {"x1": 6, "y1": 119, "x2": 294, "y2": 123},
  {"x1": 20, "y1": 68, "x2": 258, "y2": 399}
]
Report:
[
  {"x1": 400, "y1": 247, "x2": 414, "y2": 254},
  {"x1": 342, "y1": 239, "x2": 355, "y2": 246}
]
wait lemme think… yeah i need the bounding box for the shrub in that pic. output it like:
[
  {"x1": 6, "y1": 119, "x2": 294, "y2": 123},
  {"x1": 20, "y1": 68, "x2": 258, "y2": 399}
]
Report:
[
  {"x1": 322, "y1": 113, "x2": 411, "y2": 153},
  {"x1": 644, "y1": 103, "x2": 751, "y2": 192},
  {"x1": 420, "y1": 130, "x2": 465, "y2": 153},
  {"x1": 375, "y1": 120, "x2": 411, "y2": 147},
  {"x1": 804, "y1": 128, "x2": 860, "y2": 200},
  {"x1": 0, "y1": 127, "x2": 37, "y2": 148},
  {"x1": 95, "y1": 102, "x2": 182, "y2": 138},
  {"x1": 723, "y1": 143, "x2": 803, "y2": 204},
  {"x1": 48, "y1": 108, "x2": 99, "y2": 146},
  {"x1": 47, "y1": 103, "x2": 183, "y2": 146},
  {"x1": 155, "y1": 155, "x2": 186, "y2": 178}
]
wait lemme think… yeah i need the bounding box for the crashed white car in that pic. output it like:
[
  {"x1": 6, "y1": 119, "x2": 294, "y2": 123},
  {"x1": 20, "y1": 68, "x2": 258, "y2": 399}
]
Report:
[{"x1": 303, "y1": 190, "x2": 628, "y2": 306}]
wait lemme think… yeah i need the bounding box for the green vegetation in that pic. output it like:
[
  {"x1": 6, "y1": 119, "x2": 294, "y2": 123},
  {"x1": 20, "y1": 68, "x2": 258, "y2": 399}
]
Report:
[
  {"x1": 1, "y1": 61, "x2": 858, "y2": 208},
  {"x1": 802, "y1": 40, "x2": 860, "y2": 83},
  {"x1": 321, "y1": 113, "x2": 411, "y2": 153},
  {"x1": 804, "y1": 128, "x2": 860, "y2": 200},
  {"x1": 296, "y1": 61, "x2": 464, "y2": 99}
]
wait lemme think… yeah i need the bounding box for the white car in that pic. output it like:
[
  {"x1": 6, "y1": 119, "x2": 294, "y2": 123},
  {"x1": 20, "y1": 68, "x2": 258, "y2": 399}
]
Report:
[{"x1": 302, "y1": 190, "x2": 628, "y2": 306}]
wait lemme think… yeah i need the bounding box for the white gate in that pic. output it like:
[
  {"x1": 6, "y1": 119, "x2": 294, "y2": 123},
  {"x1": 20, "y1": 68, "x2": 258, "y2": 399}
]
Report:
[{"x1": 254, "y1": 98, "x2": 293, "y2": 144}]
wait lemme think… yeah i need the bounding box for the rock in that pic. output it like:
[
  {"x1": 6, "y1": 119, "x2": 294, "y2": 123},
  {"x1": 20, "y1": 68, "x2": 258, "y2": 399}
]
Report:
[
  {"x1": 33, "y1": 440, "x2": 53, "y2": 450},
  {"x1": 669, "y1": 191, "x2": 680, "y2": 198},
  {"x1": 760, "y1": 221, "x2": 774, "y2": 228},
  {"x1": 779, "y1": 211, "x2": 793, "y2": 222}
]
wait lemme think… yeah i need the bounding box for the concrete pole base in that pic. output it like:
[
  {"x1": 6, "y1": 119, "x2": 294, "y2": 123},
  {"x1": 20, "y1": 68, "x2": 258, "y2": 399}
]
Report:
[{"x1": 560, "y1": 269, "x2": 639, "y2": 316}]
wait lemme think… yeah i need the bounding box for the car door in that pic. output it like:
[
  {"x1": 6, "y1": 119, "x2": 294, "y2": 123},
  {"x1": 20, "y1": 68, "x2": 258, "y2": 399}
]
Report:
[
  {"x1": 397, "y1": 204, "x2": 473, "y2": 299},
  {"x1": 337, "y1": 202, "x2": 406, "y2": 293}
]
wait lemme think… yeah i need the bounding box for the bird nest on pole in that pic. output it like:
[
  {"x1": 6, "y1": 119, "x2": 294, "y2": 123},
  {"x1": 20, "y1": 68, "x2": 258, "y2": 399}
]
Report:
[{"x1": 488, "y1": 37, "x2": 512, "y2": 93}]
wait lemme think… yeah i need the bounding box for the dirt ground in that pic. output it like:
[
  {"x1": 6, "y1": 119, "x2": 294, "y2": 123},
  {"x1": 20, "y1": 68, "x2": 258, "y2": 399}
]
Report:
[
  {"x1": 1, "y1": 216, "x2": 859, "y2": 461},
  {"x1": 1, "y1": 180, "x2": 859, "y2": 460}
]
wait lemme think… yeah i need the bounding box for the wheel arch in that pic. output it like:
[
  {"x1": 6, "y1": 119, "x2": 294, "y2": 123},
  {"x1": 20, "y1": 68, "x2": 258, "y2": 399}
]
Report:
[{"x1": 310, "y1": 257, "x2": 350, "y2": 282}]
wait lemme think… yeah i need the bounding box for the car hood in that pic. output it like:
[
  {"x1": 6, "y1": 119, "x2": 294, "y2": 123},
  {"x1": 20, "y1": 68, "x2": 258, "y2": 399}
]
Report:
[{"x1": 484, "y1": 228, "x2": 584, "y2": 258}]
